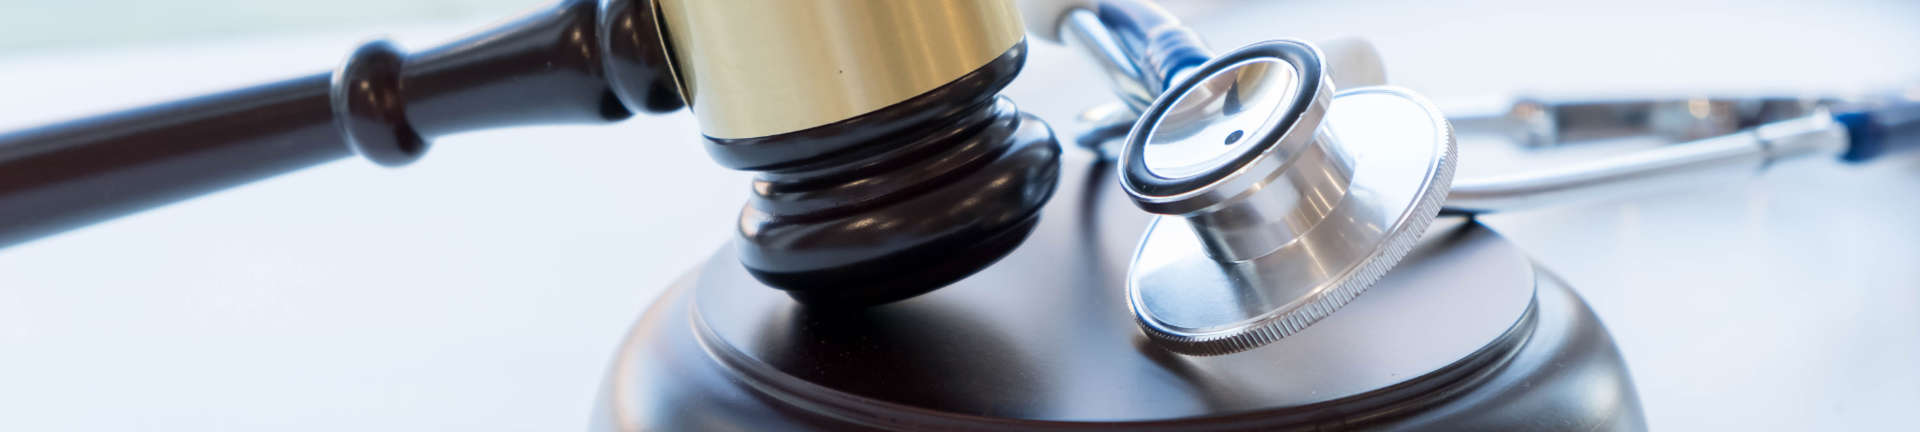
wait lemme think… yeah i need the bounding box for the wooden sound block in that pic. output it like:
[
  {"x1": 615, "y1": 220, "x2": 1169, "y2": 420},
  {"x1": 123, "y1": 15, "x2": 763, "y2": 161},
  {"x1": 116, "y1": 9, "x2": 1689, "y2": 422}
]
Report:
[{"x1": 591, "y1": 153, "x2": 1646, "y2": 431}]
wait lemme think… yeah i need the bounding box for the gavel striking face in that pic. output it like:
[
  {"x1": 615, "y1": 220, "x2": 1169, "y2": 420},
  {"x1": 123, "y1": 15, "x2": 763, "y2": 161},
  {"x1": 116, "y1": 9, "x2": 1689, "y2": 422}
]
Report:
[{"x1": 0, "y1": 0, "x2": 1059, "y2": 307}]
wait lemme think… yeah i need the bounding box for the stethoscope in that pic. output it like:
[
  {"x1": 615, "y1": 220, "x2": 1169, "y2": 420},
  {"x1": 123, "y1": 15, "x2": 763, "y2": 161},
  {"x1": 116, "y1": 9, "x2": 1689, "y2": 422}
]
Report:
[{"x1": 1029, "y1": 0, "x2": 1920, "y2": 355}]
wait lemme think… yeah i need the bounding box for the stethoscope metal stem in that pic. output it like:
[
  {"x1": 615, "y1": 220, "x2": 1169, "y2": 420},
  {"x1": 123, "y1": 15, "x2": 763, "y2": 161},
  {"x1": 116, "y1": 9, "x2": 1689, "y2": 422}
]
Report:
[
  {"x1": 1445, "y1": 112, "x2": 1849, "y2": 214},
  {"x1": 1060, "y1": 6, "x2": 1210, "y2": 114}
]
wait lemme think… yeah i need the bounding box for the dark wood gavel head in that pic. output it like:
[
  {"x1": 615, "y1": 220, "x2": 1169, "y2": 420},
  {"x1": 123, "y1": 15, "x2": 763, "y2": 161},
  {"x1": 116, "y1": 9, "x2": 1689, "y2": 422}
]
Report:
[
  {"x1": 654, "y1": 0, "x2": 1060, "y2": 306},
  {"x1": 0, "y1": 0, "x2": 1058, "y2": 308}
]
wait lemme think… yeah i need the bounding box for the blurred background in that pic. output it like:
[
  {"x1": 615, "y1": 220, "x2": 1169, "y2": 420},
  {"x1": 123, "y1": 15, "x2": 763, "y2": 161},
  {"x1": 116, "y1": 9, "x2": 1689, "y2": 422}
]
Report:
[{"x1": 1, "y1": 0, "x2": 1917, "y2": 430}]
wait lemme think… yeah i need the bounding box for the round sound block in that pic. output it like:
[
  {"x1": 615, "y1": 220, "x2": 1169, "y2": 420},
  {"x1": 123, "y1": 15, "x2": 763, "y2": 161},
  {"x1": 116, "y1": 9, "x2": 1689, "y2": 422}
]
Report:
[{"x1": 591, "y1": 155, "x2": 1644, "y2": 430}]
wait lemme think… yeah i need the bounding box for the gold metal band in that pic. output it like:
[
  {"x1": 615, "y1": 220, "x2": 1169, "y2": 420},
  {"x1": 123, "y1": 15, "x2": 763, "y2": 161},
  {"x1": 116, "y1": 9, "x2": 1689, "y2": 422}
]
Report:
[{"x1": 654, "y1": 0, "x2": 1026, "y2": 139}]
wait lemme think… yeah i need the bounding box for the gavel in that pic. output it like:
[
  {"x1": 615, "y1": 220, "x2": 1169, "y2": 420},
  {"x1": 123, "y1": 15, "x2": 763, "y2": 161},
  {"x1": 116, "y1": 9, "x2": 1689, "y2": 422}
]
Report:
[{"x1": 0, "y1": 0, "x2": 1062, "y2": 307}]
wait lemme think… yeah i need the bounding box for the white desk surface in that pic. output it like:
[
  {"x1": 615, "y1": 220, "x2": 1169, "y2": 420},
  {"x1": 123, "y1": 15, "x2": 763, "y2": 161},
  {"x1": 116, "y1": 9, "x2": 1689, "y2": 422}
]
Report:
[{"x1": 2, "y1": 1, "x2": 1917, "y2": 430}]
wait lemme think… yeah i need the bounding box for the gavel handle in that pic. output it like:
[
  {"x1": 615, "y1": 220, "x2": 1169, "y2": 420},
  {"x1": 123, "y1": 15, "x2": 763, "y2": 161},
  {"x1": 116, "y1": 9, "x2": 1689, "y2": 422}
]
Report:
[
  {"x1": 0, "y1": 0, "x2": 680, "y2": 248},
  {"x1": 0, "y1": 74, "x2": 348, "y2": 246}
]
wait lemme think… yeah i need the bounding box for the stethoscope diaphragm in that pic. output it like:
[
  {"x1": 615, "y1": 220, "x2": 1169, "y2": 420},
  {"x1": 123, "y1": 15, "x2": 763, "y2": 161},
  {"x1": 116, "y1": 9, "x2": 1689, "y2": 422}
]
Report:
[{"x1": 1121, "y1": 39, "x2": 1458, "y2": 355}]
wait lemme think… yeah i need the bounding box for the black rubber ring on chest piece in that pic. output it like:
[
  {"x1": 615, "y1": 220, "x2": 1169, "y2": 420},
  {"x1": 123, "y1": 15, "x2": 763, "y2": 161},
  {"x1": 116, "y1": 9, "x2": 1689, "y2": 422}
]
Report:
[{"x1": 1120, "y1": 40, "x2": 1324, "y2": 199}]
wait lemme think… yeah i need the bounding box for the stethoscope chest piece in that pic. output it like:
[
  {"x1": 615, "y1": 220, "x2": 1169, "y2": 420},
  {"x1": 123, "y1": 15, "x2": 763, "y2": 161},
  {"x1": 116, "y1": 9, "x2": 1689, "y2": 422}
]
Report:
[{"x1": 1122, "y1": 40, "x2": 1458, "y2": 355}]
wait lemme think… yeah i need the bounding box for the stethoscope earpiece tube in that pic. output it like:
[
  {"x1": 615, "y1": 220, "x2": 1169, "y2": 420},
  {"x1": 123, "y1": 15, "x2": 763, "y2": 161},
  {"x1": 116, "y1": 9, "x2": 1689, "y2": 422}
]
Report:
[
  {"x1": 1053, "y1": 0, "x2": 1213, "y2": 111},
  {"x1": 1090, "y1": 1, "x2": 1213, "y2": 91},
  {"x1": 1052, "y1": 1, "x2": 1389, "y2": 117}
]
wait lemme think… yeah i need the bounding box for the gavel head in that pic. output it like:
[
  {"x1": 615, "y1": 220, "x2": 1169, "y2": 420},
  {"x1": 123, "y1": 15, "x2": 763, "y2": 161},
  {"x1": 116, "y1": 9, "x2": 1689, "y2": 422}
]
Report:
[{"x1": 638, "y1": 0, "x2": 1061, "y2": 307}]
